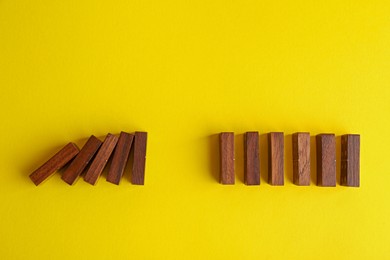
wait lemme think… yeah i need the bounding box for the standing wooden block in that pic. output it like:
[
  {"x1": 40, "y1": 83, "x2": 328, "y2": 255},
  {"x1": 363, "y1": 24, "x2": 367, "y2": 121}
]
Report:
[
  {"x1": 268, "y1": 132, "x2": 284, "y2": 185},
  {"x1": 132, "y1": 131, "x2": 148, "y2": 185},
  {"x1": 341, "y1": 134, "x2": 360, "y2": 187},
  {"x1": 220, "y1": 132, "x2": 235, "y2": 184},
  {"x1": 244, "y1": 132, "x2": 260, "y2": 185},
  {"x1": 292, "y1": 132, "x2": 310, "y2": 186},
  {"x1": 84, "y1": 133, "x2": 118, "y2": 185},
  {"x1": 107, "y1": 132, "x2": 134, "y2": 185},
  {"x1": 29, "y1": 143, "x2": 79, "y2": 186},
  {"x1": 316, "y1": 134, "x2": 336, "y2": 187},
  {"x1": 61, "y1": 135, "x2": 102, "y2": 185}
]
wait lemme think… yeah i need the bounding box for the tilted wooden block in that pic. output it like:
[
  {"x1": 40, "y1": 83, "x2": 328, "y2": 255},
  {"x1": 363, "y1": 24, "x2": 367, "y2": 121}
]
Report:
[
  {"x1": 341, "y1": 134, "x2": 360, "y2": 187},
  {"x1": 316, "y1": 134, "x2": 336, "y2": 187},
  {"x1": 29, "y1": 143, "x2": 79, "y2": 186},
  {"x1": 244, "y1": 132, "x2": 260, "y2": 185},
  {"x1": 268, "y1": 132, "x2": 284, "y2": 185},
  {"x1": 132, "y1": 131, "x2": 148, "y2": 185},
  {"x1": 219, "y1": 132, "x2": 234, "y2": 184},
  {"x1": 84, "y1": 133, "x2": 118, "y2": 185},
  {"x1": 292, "y1": 132, "x2": 310, "y2": 186},
  {"x1": 107, "y1": 131, "x2": 134, "y2": 185},
  {"x1": 61, "y1": 135, "x2": 102, "y2": 185}
]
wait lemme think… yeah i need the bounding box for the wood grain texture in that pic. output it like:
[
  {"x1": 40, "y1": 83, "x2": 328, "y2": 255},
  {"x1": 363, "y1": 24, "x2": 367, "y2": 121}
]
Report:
[
  {"x1": 61, "y1": 135, "x2": 102, "y2": 185},
  {"x1": 84, "y1": 133, "x2": 118, "y2": 185},
  {"x1": 292, "y1": 132, "x2": 311, "y2": 186},
  {"x1": 29, "y1": 142, "x2": 79, "y2": 186},
  {"x1": 268, "y1": 132, "x2": 284, "y2": 185},
  {"x1": 341, "y1": 134, "x2": 360, "y2": 187},
  {"x1": 220, "y1": 132, "x2": 235, "y2": 184},
  {"x1": 107, "y1": 131, "x2": 134, "y2": 185},
  {"x1": 244, "y1": 131, "x2": 260, "y2": 185},
  {"x1": 316, "y1": 134, "x2": 336, "y2": 187},
  {"x1": 132, "y1": 131, "x2": 147, "y2": 185}
]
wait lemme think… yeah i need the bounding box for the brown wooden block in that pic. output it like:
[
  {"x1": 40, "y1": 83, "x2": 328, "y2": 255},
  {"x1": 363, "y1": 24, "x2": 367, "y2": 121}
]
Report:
[
  {"x1": 84, "y1": 133, "x2": 118, "y2": 185},
  {"x1": 132, "y1": 131, "x2": 147, "y2": 185},
  {"x1": 292, "y1": 132, "x2": 310, "y2": 186},
  {"x1": 219, "y1": 132, "x2": 234, "y2": 184},
  {"x1": 268, "y1": 132, "x2": 284, "y2": 185},
  {"x1": 244, "y1": 132, "x2": 260, "y2": 185},
  {"x1": 316, "y1": 134, "x2": 336, "y2": 187},
  {"x1": 341, "y1": 134, "x2": 360, "y2": 187},
  {"x1": 29, "y1": 143, "x2": 79, "y2": 186},
  {"x1": 61, "y1": 135, "x2": 102, "y2": 185},
  {"x1": 107, "y1": 132, "x2": 134, "y2": 185}
]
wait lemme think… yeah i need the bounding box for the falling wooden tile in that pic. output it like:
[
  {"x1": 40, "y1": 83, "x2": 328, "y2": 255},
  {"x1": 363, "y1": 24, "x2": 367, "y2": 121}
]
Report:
[
  {"x1": 132, "y1": 131, "x2": 148, "y2": 185},
  {"x1": 292, "y1": 132, "x2": 310, "y2": 186},
  {"x1": 107, "y1": 132, "x2": 134, "y2": 185},
  {"x1": 316, "y1": 134, "x2": 336, "y2": 187},
  {"x1": 268, "y1": 132, "x2": 284, "y2": 185},
  {"x1": 219, "y1": 132, "x2": 234, "y2": 184},
  {"x1": 61, "y1": 135, "x2": 102, "y2": 185},
  {"x1": 29, "y1": 143, "x2": 79, "y2": 186},
  {"x1": 84, "y1": 133, "x2": 118, "y2": 185},
  {"x1": 341, "y1": 134, "x2": 360, "y2": 187},
  {"x1": 244, "y1": 131, "x2": 260, "y2": 185}
]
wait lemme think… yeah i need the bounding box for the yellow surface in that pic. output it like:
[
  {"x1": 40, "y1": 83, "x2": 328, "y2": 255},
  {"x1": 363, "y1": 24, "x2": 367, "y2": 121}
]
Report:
[{"x1": 1, "y1": 1, "x2": 390, "y2": 259}]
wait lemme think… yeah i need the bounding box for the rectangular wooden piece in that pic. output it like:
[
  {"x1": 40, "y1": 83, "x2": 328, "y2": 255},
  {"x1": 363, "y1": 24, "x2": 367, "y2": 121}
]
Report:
[
  {"x1": 316, "y1": 134, "x2": 336, "y2": 187},
  {"x1": 132, "y1": 131, "x2": 147, "y2": 185},
  {"x1": 244, "y1": 132, "x2": 260, "y2": 185},
  {"x1": 268, "y1": 132, "x2": 284, "y2": 185},
  {"x1": 341, "y1": 134, "x2": 360, "y2": 187},
  {"x1": 292, "y1": 132, "x2": 310, "y2": 186},
  {"x1": 220, "y1": 132, "x2": 235, "y2": 184}
]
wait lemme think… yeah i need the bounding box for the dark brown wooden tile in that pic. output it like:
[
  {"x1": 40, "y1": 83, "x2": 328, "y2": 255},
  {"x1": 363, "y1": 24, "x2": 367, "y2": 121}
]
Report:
[
  {"x1": 107, "y1": 132, "x2": 134, "y2": 185},
  {"x1": 84, "y1": 133, "x2": 118, "y2": 185},
  {"x1": 316, "y1": 134, "x2": 336, "y2": 187},
  {"x1": 341, "y1": 134, "x2": 360, "y2": 187},
  {"x1": 244, "y1": 131, "x2": 260, "y2": 185},
  {"x1": 219, "y1": 132, "x2": 234, "y2": 184},
  {"x1": 292, "y1": 132, "x2": 310, "y2": 186},
  {"x1": 268, "y1": 132, "x2": 284, "y2": 185},
  {"x1": 132, "y1": 131, "x2": 147, "y2": 185},
  {"x1": 61, "y1": 135, "x2": 102, "y2": 185},
  {"x1": 29, "y1": 143, "x2": 79, "y2": 186}
]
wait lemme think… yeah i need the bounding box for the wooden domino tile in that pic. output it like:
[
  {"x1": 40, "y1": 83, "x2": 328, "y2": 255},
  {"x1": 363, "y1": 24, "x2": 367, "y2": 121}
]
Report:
[
  {"x1": 244, "y1": 131, "x2": 260, "y2": 185},
  {"x1": 29, "y1": 142, "x2": 80, "y2": 186},
  {"x1": 341, "y1": 134, "x2": 360, "y2": 187},
  {"x1": 220, "y1": 132, "x2": 234, "y2": 184},
  {"x1": 316, "y1": 134, "x2": 336, "y2": 187},
  {"x1": 84, "y1": 133, "x2": 118, "y2": 185},
  {"x1": 292, "y1": 132, "x2": 310, "y2": 186},
  {"x1": 61, "y1": 135, "x2": 102, "y2": 185},
  {"x1": 132, "y1": 131, "x2": 148, "y2": 185},
  {"x1": 107, "y1": 132, "x2": 134, "y2": 185},
  {"x1": 268, "y1": 132, "x2": 284, "y2": 185}
]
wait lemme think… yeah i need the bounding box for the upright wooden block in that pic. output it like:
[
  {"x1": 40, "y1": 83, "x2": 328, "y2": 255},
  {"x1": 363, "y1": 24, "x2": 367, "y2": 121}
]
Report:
[
  {"x1": 219, "y1": 132, "x2": 234, "y2": 184},
  {"x1": 244, "y1": 132, "x2": 260, "y2": 185},
  {"x1": 107, "y1": 132, "x2": 134, "y2": 185},
  {"x1": 132, "y1": 131, "x2": 148, "y2": 185},
  {"x1": 29, "y1": 143, "x2": 79, "y2": 186},
  {"x1": 84, "y1": 133, "x2": 118, "y2": 185},
  {"x1": 316, "y1": 134, "x2": 336, "y2": 187},
  {"x1": 268, "y1": 132, "x2": 284, "y2": 185},
  {"x1": 341, "y1": 134, "x2": 360, "y2": 187},
  {"x1": 292, "y1": 132, "x2": 310, "y2": 186},
  {"x1": 61, "y1": 135, "x2": 102, "y2": 185}
]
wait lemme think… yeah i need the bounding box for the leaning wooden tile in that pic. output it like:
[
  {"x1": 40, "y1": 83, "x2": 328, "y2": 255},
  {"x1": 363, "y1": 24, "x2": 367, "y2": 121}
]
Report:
[
  {"x1": 268, "y1": 132, "x2": 284, "y2": 185},
  {"x1": 107, "y1": 132, "x2": 134, "y2": 185},
  {"x1": 132, "y1": 131, "x2": 148, "y2": 185},
  {"x1": 244, "y1": 132, "x2": 260, "y2": 185},
  {"x1": 292, "y1": 132, "x2": 310, "y2": 186},
  {"x1": 61, "y1": 135, "x2": 102, "y2": 185},
  {"x1": 29, "y1": 143, "x2": 79, "y2": 186},
  {"x1": 220, "y1": 132, "x2": 234, "y2": 184},
  {"x1": 316, "y1": 134, "x2": 336, "y2": 187},
  {"x1": 341, "y1": 134, "x2": 360, "y2": 187},
  {"x1": 84, "y1": 133, "x2": 118, "y2": 185}
]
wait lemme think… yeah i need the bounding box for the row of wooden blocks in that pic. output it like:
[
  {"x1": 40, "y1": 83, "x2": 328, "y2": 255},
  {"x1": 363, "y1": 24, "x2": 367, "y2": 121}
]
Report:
[
  {"x1": 29, "y1": 131, "x2": 147, "y2": 186},
  {"x1": 220, "y1": 132, "x2": 360, "y2": 187}
]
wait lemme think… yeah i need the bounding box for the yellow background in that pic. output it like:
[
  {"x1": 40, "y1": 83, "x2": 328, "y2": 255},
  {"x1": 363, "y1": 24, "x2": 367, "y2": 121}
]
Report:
[{"x1": 1, "y1": 1, "x2": 390, "y2": 259}]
